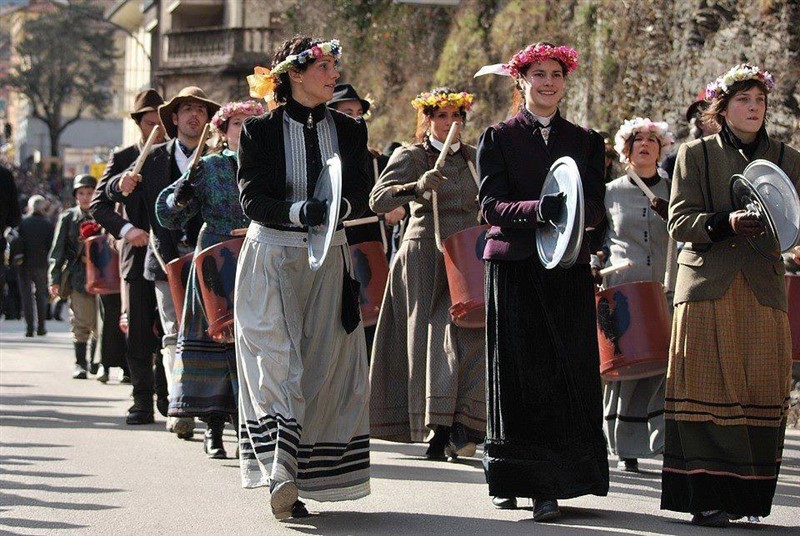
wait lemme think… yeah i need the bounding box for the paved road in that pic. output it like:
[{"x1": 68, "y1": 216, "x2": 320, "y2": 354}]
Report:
[{"x1": 1, "y1": 318, "x2": 798, "y2": 535}]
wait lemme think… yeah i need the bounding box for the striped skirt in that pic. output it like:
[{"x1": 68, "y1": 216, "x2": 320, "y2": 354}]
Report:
[
  {"x1": 234, "y1": 224, "x2": 370, "y2": 502},
  {"x1": 661, "y1": 273, "x2": 791, "y2": 517},
  {"x1": 168, "y1": 231, "x2": 237, "y2": 419}
]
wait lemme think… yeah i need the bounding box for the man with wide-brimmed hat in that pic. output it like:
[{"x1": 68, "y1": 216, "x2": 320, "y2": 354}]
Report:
[
  {"x1": 91, "y1": 88, "x2": 165, "y2": 422},
  {"x1": 102, "y1": 86, "x2": 219, "y2": 430}
]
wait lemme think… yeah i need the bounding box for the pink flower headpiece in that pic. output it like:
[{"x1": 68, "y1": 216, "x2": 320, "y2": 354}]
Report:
[
  {"x1": 507, "y1": 43, "x2": 579, "y2": 77},
  {"x1": 474, "y1": 43, "x2": 579, "y2": 79},
  {"x1": 210, "y1": 100, "x2": 266, "y2": 132},
  {"x1": 613, "y1": 117, "x2": 675, "y2": 164}
]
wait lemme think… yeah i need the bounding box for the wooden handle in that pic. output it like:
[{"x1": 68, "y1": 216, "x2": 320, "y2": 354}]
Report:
[
  {"x1": 188, "y1": 123, "x2": 211, "y2": 174},
  {"x1": 626, "y1": 167, "x2": 657, "y2": 202},
  {"x1": 423, "y1": 122, "x2": 461, "y2": 201},
  {"x1": 230, "y1": 227, "x2": 248, "y2": 237},
  {"x1": 343, "y1": 215, "x2": 384, "y2": 228},
  {"x1": 124, "y1": 125, "x2": 160, "y2": 196},
  {"x1": 599, "y1": 259, "x2": 632, "y2": 277}
]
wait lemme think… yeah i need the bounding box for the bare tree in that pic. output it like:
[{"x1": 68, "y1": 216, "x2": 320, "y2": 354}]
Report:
[{"x1": 5, "y1": 1, "x2": 116, "y2": 157}]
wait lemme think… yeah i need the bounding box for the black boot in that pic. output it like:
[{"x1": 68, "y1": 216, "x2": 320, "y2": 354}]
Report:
[
  {"x1": 88, "y1": 338, "x2": 99, "y2": 374},
  {"x1": 73, "y1": 342, "x2": 88, "y2": 379},
  {"x1": 425, "y1": 425, "x2": 450, "y2": 460},
  {"x1": 204, "y1": 423, "x2": 227, "y2": 459}
]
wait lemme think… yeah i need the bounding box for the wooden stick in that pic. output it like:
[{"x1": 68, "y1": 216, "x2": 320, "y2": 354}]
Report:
[
  {"x1": 626, "y1": 167, "x2": 657, "y2": 202},
  {"x1": 599, "y1": 259, "x2": 632, "y2": 277},
  {"x1": 188, "y1": 123, "x2": 211, "y2": 176},
  {"x1": 423, "y1": 122, "x2": 461, "y2": 201},
  {"x1": 123, "y1": 125, "x2": 160, "y2": 197},
  {"x1": 343, "y1": 215, "x2": 384, "y2": 228}
]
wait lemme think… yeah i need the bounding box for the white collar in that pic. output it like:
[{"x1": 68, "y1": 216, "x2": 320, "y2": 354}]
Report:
[
  {"x1": 532, "y1": 111, "x2": 556, "y2": 128},
  {"x1": 429, "y1": 135, "x2": 460, "y2": 155}
]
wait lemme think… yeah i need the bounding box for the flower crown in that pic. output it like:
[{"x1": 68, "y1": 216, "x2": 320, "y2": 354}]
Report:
[
  {"x1": 247, "y1": 40, "x2": 342, "y2": 102},
  {"x1": 705, "y1": 63, "x2": 775, "y2": 101},
  {"x1": 506, "y1": 43, "x2": 579, "y2": 78},
  {"x1": 210, "y1": 100, "x2": 265, "y2": 131},
  {"x1": 411, "y1": 91, "x2": 474, "y2": 113},
  {"x1": 613, "y1": 117, "x2": 675, "y2": 164}
]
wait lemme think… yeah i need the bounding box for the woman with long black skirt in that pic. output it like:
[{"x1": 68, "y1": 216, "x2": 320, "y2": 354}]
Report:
[{"x1": 476, "y1": 41, "x2": 609, "y2": 522}]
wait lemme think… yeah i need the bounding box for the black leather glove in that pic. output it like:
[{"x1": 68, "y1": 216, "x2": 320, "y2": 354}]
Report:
[
  {"x1": 300, "y1": 198, "x2": 326, "y2": 227},
  {"x1": 650, "y1": 197, "x2": 668, "y2": 221},
  {"x1": 173, "y1": 179, "x2": 195, "y2": 207},
  {"x1": 537, "y1": 192, "x2": 565, "y2": 223}
]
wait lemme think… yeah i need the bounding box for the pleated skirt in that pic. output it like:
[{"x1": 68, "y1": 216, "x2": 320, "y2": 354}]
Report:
[
  {"x1": 661, "y1": 272, "x2": 791, "y2": 517},
  {"x1": 369, "y1": 237, "x2": 486, "y2": 443},
  {"x1": 168, "y1": 230, "x2": 237, "y2": 419},
  {"x1": 603, "y1": 375, "x2": 666, "y2": 459},
  {"x1": 484, "y1": 257, "x2": 609, "y2": 500},
  {"x1": 234, "y1": 224, "x2": 370, "y2": 502}
]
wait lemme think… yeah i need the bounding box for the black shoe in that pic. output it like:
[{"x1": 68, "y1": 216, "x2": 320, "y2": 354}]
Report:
[
  {"x1": 36, "y1": 327, "x2": 46, "y2": 336},
  {"x1": 25, "y1": 329, "x2": 34, "y2": 337},
  {"x1": 291, "y1": 500, "x2": 309, "y2": 518},
  {"x1": 445, "y1": 422, "x2": 477, "y2": 460},
  {"x1": 156, "y1": 397, "x2": 169, "y2": 418},
  {"x1": 96, "y1": 366, "x2": 109, "y2": 383},
  {"x1": 126, "y1": 405, "x2": 154, "y2": 425},
  {"x1": 89, "y1": 362, "x2": 99, "y2": 375},
  {"x1": 691, "y1": 510, "x2": 730, "y2": 527},
  {"x1": 617, "y1": 458, "x2": 639, "y2": 472},
  {"x1": 491, "y1": 496, "x2": 517, "y2": 510},
  {"x1": 204, "y1": 428, "x2": 226, "y2": 459},
  {"x1": 425, "y1": 425, "x2": 450, "y2": 460},
  {"x1": 533, "y1": 499, "x2": 561, "y2": 522},
  {"x1": 72, "y1": 365, "x2": 87, "y2": 379}
]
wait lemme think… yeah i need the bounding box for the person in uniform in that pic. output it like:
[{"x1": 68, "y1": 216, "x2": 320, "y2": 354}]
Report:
[
  {"x1": 49, "y1": 175, "x2": 100, "y2": 379},
  {"x1": 235, "y1": 36, "x2": 371, "y2": 519},
  {"x1": 155, "y1": 100, "x2": 262, "y2": 459},
  {"x1": 662, "y1": 63, "x2": 800, "y2": 527},
  {"x1": 594, "y1": 118, "x2": 676, "y2": 472},
  {"x1": 476, "y1": 41, "x2": 609, "y2": 521},
  {"x1": 368, "y1": 87, "x2": 486, "y2": 461}
]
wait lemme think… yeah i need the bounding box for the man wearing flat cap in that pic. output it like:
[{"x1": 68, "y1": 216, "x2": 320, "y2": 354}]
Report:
[{"x1": 96, "y1": 87, "x2": 220, "y2": 429}]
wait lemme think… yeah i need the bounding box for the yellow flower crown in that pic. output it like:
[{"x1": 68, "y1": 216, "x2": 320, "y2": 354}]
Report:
[{"x1": 411, "y1": 91, "x2": 474, "y2": 113}]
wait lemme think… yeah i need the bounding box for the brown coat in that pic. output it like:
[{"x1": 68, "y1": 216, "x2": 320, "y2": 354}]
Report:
[{"x1": 668, "y1": 133, "x2": 800, "y2": 311}]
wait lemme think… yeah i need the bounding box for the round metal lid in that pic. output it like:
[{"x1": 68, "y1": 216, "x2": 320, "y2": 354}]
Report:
[
  {"x1": 308, "y1": 154, "x2": 343, "y2": 271},
  {"x1": 536, "y1": 156, "x2": 584, "y2": 269},
  {"x1": 742, "y1": 159, "x2": 800, "y2": 252},
  {"x1": 730, "y1": 174, "x2": 781, "y2": 262}
]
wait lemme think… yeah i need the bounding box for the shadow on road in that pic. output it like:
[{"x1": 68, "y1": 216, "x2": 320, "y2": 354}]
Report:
[{"x1": 281, "y1": 507, "x2": 796, "y2": 535}]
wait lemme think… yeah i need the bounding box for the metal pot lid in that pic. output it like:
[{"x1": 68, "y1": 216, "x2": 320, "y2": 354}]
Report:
[
  {"x1": 560, "y1": 165, "x2": 585, "y2": 268},
  {"x1": 742, "y1": 159, "x2": 800, "y2": 252},
  {"x1": 308, "y1": 154, "x2": 343, "y2": 271},
  {"x1": 536, "y1": 156, "x2": 584, "y2": 269},
  {"x1": 730, "y1": 174, "x2": 781, "y2": 262}
]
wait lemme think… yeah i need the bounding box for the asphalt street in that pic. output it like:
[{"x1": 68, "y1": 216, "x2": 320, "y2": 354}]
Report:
[{"x1": 1, "y1": 318, "x2": 798, "y2": 535}]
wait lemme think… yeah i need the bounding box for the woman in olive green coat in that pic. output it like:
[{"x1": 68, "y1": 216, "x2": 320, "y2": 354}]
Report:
[{"x1": 662, "y1": 64, "x2": 800, "y2": 527}]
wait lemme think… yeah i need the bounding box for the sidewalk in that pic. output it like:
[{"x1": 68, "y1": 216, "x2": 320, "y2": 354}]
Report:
[{"x1": 1, "y1": 318, "x2": 798, "y2": 535}]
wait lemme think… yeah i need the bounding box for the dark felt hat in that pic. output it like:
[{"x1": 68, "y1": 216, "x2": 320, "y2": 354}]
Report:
[
  {"x1": 685, "y1": 89, "x2": 709, "y2": 123},
  {"x1": 72, "y1": 174, "x2": 97, "y2": 195},
  {"x1": 327, "y1": 84, "x2": 370, "y2": 114},
  {"x1": 130, "y1": 89, "x2": 165, "y2": 121},
  {"x1": 158, "y1": 87, "x2": 221, "y2": 139}
]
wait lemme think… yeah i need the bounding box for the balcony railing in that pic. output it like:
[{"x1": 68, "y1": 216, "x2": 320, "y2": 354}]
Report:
[{"x1": 162, "y1": 27, "x2": 274, "y2": 70}]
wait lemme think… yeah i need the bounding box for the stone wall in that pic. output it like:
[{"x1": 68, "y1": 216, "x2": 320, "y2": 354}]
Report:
[{"x1": 270, "y1": 0, "x2": 799, "y2": 150}]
